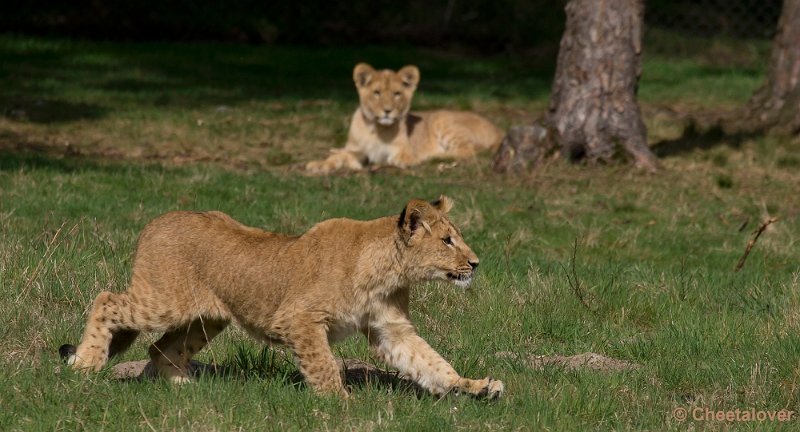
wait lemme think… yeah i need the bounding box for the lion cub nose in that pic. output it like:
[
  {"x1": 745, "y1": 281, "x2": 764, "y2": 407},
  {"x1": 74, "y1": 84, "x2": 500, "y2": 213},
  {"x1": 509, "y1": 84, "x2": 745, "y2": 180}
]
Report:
[{"x1": 469, "y1": 260, "x2": 479, "y2": 270}]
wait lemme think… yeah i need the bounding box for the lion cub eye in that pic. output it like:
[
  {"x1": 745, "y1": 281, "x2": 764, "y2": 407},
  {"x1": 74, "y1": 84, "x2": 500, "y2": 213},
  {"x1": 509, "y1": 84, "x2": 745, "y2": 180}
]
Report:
[
  {"x1": 443, "y1": 236, "x2": 454, "y2": 246},
  {"x1": 373, "y1": 90, "x2": 381, "y2": 97},
  {"x1": 393, "y1": 91, "x2": 401, "y2": 98}
]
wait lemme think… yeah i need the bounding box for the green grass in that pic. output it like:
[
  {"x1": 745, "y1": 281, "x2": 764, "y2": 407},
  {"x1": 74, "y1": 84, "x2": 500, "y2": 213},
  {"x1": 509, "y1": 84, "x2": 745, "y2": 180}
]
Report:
[{"x1": 1, "y1": 34, "x2": 799, "y2": 430}]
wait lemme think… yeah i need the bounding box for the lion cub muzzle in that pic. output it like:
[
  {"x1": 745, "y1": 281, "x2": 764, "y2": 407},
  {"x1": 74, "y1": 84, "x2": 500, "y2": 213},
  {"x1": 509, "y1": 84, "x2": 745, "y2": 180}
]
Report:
[
  {"x1": 445, "y1": 255, "x2": 479, "y2": 289},
  {"x1": 447, "y1": 268, "x2": 475, "y2": 288}
]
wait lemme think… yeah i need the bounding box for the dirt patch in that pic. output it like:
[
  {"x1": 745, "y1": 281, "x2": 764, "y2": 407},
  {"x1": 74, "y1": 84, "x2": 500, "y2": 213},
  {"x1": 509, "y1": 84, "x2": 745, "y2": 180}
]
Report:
[{"x1": 496, "y1": 351, "x2": 641, "y2": 372}]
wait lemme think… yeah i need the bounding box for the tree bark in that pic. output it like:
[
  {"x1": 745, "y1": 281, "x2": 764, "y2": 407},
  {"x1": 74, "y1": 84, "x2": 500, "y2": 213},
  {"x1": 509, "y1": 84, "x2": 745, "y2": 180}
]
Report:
[
  {"x1": 494, "y1": 0, "x2": 658, "y2": 173},
  {"x1": 724, "y1": 0, "x2": 800, "y2": 136}
]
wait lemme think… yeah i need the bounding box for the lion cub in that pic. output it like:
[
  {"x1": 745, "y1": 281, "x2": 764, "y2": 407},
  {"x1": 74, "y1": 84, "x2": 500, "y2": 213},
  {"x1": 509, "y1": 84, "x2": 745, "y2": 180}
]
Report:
[
  {"x1": 305, "y1": 63, "x2": 505, "y2": 174},
  {"x1": 61, "y1": 196, "x2": 503, "y2": 399}
]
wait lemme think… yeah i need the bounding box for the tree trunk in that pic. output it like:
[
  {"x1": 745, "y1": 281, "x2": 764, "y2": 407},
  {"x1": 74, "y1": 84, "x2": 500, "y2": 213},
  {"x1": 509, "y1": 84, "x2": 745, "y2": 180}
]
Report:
[
  {"x1": 724, "y1": 0, "x2": 800, "y2": 136},
  {"x1": 493, "y1": 0, "x2": 658, "y2": 173}
]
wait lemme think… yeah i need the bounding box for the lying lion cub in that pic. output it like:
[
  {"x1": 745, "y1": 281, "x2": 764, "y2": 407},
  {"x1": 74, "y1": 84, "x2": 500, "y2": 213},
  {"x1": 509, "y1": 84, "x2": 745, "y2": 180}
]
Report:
[
  {"x1": 305, "y1": 63, "x2": 505, "y2": 174},
  {"x1": 60, "y1": 196, "x2": 503, "y2": 399}
]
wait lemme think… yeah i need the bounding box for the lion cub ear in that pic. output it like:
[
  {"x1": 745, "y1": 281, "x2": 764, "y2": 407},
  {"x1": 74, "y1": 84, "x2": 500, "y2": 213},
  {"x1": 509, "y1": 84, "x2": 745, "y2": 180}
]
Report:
[
  {"x1": 430, "y1": 195, "x2": 453, "y2": 214},
  {"x1": 398, "y1": 199, "x2": 434, "y2": 242},
  {"x1": 353, "y1": 63, "x2": 375, "y2": 88},
  {"x1": 398, "y1": 65, "x2": 420, "y2": 89}
]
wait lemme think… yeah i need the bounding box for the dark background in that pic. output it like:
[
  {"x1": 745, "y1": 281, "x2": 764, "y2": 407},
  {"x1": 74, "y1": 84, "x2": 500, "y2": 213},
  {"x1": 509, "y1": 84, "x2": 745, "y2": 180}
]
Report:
[{"x1": 1, "y1": 0, "x2": 783, "y2": 50}]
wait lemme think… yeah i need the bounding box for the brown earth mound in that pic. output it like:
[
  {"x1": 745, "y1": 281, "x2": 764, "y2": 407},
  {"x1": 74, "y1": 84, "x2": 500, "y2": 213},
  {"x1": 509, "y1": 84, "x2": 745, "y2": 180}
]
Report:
[{"x1": 496, "y1": 351, "x2": 641, "y2": 372}]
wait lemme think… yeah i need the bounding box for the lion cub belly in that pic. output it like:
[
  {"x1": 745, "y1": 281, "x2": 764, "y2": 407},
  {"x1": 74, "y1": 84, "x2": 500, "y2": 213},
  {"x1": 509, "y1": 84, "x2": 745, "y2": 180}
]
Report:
[
  {"x1": 326, "y1": 320, "x2": 361, "y2": 343},
  {"x1": 350, "y1": 111, "x2": 502, "y2": 167}
]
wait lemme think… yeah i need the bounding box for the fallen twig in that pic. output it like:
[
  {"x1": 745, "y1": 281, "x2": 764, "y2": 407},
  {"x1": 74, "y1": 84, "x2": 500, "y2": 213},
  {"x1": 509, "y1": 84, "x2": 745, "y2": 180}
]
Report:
[{"x1": 734, "y1": 217, "x2": 778, "y2": 272}]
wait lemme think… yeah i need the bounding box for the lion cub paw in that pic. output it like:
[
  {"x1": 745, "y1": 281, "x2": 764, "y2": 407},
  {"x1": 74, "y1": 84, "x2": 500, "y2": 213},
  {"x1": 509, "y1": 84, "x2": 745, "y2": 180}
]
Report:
[
  {"x1": 481, "y1": 378, "x2": 504, "y2": 400},
  {"x1": 458, "y1": 377, "x2": 504, "y2": 400},
  {"x1": 305, "y1": 160, "x2": 333, "y2": 175},
  {"x1": 169, "y1": 375, "x2": 192, "y2": 385},
  {"x1": 59, "y1": 344, "x2": 106, "y2": 372},
  {"x1": 156, "y1": 366, "x2": 192, "y2": 385},
  {"x1": 386, "y1": 153, "x2": 414, "y2": 169}
]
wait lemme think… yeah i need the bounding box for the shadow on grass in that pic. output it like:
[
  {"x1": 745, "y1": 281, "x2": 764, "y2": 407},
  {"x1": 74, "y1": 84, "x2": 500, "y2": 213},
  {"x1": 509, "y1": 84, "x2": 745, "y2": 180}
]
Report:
[
  {"x1": 0, "y1": 134, "x2": 164, "y2": 174},
  {"x1": 0, "y1": 129, "x2": 102, "y2": 172},
  {"x1": 651, "y1": 121, "x2": 758, "y2": 157},
  {"x1": 110, "y1": 358, "x2": 429, "y2": 398},
  {"x1": 1, "y1": 97, "x2": 107, "y2": 124},
  {"x1": 0, "y1": 150, "x2": 72, "y2": 172},
  {"x1": 0, "y1": 36, "x2": 553, "y2": 120}
]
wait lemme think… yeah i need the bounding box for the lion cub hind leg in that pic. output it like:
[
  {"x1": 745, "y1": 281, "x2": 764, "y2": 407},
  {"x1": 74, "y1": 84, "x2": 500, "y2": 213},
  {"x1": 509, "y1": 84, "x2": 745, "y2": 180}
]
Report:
[
  {"x1": 148, "y1": 318, "x2": 228, "y2": 384},
  {"x1": 431, "y1": 112, "x2": 504, "y2": 158},
  {"x1": 67, "y1": 291, "x2": 141, "y2": 371},
  {"x1": 285, "y1": 323, "x2": 348, "y2": 398}
]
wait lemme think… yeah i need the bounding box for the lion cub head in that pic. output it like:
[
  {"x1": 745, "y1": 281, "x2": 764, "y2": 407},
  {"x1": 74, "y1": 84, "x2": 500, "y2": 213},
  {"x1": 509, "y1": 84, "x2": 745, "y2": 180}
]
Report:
[
  {"x1": 353, "y1": 63, "x2": 420, "y2": 127},
  {"x1": 399, "y1": 195, "x2": 479, "y2": 288}
]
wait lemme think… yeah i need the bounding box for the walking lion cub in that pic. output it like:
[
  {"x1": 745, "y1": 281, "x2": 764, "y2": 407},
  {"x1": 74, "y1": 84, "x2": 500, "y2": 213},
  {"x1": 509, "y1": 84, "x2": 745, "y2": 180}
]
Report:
[
  {"x1": 305, "y1": 63, "x2": 504, "y2": 174},
  {"x1": 60, "y1": 196, "x2": 503, "y2": 399}
]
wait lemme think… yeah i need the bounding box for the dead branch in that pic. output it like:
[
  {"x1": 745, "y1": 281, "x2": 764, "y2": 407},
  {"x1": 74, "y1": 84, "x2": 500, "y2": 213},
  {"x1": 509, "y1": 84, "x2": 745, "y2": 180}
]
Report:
[{"x1": 734, "y1": 217, "x2": 779, "y2": 272}]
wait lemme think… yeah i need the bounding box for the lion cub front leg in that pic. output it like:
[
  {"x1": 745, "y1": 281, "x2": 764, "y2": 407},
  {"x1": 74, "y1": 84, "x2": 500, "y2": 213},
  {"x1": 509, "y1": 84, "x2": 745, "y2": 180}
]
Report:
[
  {"x1": 305, "y1": 149, "x2": 365, "y2": 174},
  {"x1": 387, "y1": 145, "x2": 422, "y2": 169},
  {"x1": 367, "y1": 320, "x2": 504, "y2": 399}
]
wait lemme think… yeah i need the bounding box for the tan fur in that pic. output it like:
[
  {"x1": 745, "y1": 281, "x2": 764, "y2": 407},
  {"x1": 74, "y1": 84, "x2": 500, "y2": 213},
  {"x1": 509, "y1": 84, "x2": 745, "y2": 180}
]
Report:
[
  {"x1": 67, "y1": 196, "x2": 503, "y2": 399},
  {"x1": 305, "y1": 63, "x2": 505, "y2": 174}
]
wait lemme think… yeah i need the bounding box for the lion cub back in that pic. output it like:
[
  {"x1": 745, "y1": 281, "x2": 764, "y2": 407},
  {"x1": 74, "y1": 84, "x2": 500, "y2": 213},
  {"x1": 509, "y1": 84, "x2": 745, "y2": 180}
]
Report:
[
  {"x1": 411, "y1": 110, "x2": 504, "y2": 155},
  {"x1": 128, "y1": 211, "x2": 295, "y2": 323}
]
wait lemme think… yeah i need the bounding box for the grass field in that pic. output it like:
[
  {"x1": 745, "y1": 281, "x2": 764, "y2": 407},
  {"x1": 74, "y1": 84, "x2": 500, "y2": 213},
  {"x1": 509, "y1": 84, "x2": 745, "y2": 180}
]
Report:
[{"x1": 1, "y1": 34, "x2": 798, "y2": 431}]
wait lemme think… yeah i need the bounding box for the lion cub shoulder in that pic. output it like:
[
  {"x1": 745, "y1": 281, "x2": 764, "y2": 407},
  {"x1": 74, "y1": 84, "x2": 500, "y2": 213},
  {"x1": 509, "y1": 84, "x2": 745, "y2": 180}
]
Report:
[{"x1": 306, "y1": 63, "x2": 504, "y2": 174}]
